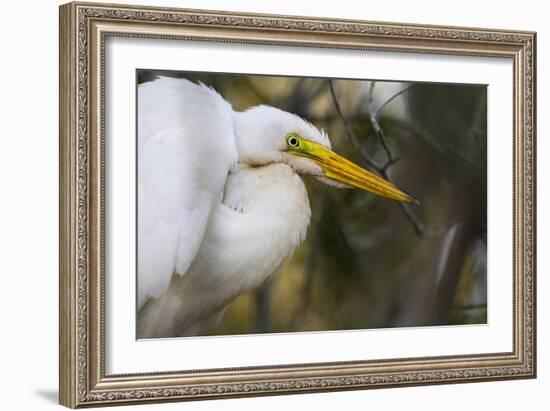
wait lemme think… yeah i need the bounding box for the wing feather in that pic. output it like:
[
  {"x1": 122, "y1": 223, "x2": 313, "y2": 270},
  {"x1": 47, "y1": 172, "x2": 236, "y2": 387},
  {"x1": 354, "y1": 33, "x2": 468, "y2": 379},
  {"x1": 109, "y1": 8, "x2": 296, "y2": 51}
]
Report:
[{"x1": 137, "y1": 77, "x2": 237, "y2": 308}]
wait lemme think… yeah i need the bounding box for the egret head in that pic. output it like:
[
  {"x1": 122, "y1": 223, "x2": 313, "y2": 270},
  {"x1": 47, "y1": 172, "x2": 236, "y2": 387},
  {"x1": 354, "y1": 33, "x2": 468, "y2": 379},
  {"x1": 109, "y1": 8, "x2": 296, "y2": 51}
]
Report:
[{"x1": 235, "y1": 105, "x2": 415, "y2": 203}]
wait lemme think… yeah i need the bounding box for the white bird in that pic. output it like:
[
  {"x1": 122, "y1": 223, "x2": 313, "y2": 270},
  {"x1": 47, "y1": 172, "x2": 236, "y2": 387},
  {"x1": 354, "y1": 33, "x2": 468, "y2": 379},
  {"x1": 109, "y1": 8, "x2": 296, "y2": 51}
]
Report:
[{"x1": 137, "y1": 77, "x2": 414, "y2": 338}]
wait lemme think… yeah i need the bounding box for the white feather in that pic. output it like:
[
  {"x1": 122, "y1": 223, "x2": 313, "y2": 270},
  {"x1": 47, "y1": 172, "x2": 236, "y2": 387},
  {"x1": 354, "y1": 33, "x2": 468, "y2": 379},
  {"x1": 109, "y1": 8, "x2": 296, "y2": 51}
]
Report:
[
  {"x1": 137, "y1": 77, "x2": 330, "y2": 337},
  {"x1": 137, "y1": 77, "x2": 238, "y2": 307}
]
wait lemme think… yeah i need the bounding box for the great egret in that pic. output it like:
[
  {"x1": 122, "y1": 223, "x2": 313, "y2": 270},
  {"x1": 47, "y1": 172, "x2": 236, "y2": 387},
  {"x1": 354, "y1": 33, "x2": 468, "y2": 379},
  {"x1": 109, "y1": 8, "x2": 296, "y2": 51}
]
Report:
[{"x1": 137, "y1": 77, "x2": 414, "y2": 338}]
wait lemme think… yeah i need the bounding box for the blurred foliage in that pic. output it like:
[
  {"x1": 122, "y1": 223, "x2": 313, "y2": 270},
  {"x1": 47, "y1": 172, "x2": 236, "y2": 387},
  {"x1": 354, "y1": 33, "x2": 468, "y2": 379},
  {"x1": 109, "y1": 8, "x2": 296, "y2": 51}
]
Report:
[{"x1": 138, "y1": 70, "x2": 487, "y2": 335}]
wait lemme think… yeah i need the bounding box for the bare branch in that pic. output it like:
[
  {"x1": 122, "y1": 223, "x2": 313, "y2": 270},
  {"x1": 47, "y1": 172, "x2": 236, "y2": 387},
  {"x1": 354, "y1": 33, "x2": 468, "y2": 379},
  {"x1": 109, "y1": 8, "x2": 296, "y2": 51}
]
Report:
[
  {"x1": 368, "y1": 82, "x2": 432, "y2": 235},
  {"x1": 396, "y1": 201, "x2": 425, "y2": 236},
  {"x1": 375, "y1": 84, "x2": 417, "y2": 119},
  {"x1": 368, "y1": 82, "x2": 397, "y2": 166},
  {"x1": 381, "y1": 156, "x2": 400, "y2": 172},
  {"x1": 330, "y1": 79, "x2": 451, "y2": 238},
  {"x1": 329, "y1": 80, "x2": 382, "y2": 170}
]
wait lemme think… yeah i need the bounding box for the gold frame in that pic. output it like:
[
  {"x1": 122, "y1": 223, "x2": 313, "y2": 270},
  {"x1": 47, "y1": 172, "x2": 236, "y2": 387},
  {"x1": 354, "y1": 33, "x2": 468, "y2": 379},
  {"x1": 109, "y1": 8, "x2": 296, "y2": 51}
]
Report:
[{"x1": 59, "y1": 1, "x2": 537, "y2": 408}]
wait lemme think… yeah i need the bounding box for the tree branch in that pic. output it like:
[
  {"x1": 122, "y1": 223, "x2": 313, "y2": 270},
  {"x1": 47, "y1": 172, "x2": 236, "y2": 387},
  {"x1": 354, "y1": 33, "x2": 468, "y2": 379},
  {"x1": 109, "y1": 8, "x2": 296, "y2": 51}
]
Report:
[
  {"x1": 329, "y1": 79, "x2": 452, "y2": 238},
  {"x1": 375, "y1": 84, "x2": 417, "y2": 118},
  {"x1": 368, "y1": 82, "x2": 397, "y2": 170},
  {"x1": 329, "y1": 80, "x2": 382, "y2": 170}
]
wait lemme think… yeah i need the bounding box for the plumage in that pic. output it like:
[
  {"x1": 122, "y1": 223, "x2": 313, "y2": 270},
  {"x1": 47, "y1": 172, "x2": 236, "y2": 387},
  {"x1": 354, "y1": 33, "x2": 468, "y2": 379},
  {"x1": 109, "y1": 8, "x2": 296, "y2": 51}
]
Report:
[{"x1": 137, "y1": 76, "x2": 413, "y2": 338}]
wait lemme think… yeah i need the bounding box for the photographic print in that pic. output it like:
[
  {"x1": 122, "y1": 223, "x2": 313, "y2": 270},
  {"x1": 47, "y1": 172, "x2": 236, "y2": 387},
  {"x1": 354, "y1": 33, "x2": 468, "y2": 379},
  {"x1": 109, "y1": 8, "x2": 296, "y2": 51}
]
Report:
[
  {"x1": 60, "y1": 3, "x2": 535, "y2": 406},
  {"x1": 136, "y1": 71, "x2": 487, "y2": 339}
]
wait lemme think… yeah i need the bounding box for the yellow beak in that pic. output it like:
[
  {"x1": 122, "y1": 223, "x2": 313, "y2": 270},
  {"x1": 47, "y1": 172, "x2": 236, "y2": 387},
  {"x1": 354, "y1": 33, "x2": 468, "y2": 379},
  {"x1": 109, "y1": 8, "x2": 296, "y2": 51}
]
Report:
[{"x1": 289, "y1": 139, "x2": 416, "y2": 203}]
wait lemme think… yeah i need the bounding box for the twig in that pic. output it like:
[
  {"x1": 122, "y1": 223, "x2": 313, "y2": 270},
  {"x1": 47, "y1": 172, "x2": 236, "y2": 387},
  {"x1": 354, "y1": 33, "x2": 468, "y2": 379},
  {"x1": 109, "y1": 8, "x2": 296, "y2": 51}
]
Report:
[
  {"x1": 329, "y1": 80, "x2": 382, "y2": 170},
  {"x1": 329, "y1": 79, "x2": 449, "y2": 238},
  {"x1": 381, "y1": 156, "x2": 400, "y2": 172},
  {"x1": 375, "y1": 84, "x2": 418, "y2": 118},
  {"x1": 396, "y1": 201, "x2": 425, "y2": 235},
  {"x1": 368, "y1": 82, "x2": 397, "y2": 170},
  {"x1": 368, "y1": 82, "x2": 435, "y2": 235}
]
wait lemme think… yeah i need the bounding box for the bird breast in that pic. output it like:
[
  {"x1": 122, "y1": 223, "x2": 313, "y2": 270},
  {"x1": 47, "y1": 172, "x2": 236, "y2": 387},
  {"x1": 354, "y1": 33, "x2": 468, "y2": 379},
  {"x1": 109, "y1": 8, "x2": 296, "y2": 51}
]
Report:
[{"x1": 186, "y1": 163, "x2": 311, "y2": 304}]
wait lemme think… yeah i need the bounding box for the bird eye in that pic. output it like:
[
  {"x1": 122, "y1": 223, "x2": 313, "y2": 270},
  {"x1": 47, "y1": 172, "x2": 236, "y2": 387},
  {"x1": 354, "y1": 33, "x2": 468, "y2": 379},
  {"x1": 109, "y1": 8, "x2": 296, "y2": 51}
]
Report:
[{"x1": 287, "y1": 135, "x2": 300, "y2": 148}]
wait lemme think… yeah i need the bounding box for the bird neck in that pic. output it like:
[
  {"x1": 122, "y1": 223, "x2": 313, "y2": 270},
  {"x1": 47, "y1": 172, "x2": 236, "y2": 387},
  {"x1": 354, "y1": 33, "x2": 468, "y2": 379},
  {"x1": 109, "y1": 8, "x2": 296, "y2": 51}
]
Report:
[
  {"x1": 232, "y1": 106, "x2": 286, "y2": 166},
  {"x1": 223, "y1": 163, "x2": 309, "y2": 218},
  {"x1": 188, "y1": 162, "x2": 312, "y2": 301}
]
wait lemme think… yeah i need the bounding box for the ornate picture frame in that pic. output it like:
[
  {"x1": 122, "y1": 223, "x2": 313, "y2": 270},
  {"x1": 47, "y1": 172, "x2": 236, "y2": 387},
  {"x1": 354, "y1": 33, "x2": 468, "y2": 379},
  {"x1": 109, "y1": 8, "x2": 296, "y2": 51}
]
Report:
[{"x1": 59, "y1": 1, "x2": 536, "y2": 407}]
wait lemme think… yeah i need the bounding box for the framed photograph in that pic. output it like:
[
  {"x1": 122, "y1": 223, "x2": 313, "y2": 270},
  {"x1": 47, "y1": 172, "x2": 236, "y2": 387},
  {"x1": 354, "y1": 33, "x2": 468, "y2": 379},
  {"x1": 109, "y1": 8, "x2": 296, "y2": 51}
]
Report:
[{"x1": 59, "y1": 1, "x2": 536, "y2": 407}]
